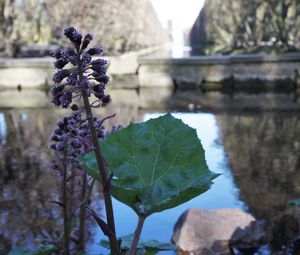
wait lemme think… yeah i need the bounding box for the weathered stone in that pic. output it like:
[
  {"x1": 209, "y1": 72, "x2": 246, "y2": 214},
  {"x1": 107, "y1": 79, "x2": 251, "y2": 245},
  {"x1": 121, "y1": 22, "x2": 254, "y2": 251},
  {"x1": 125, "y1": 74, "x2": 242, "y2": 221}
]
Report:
[
  {"x1": 138, "y1": 65, "x2": 174, "y2": 88},
  {"x1": 138, "y1": 53, "x2": 300, "y2": 90},
  {"x1": 108, "y1": 55, "x2": 139, "y2": 75},
  {"x1": 110, "y1": 75, "x2": 139, "y2": 89},
  {"x1": 230, "y1": 220, "x2": 266, "y2": 253},
  {"x1": 0, "y1": 90, "x2": 50, "y2": 108},
  {"x1": 172, "y1": 208, "x2": 255, "y2": 254}
]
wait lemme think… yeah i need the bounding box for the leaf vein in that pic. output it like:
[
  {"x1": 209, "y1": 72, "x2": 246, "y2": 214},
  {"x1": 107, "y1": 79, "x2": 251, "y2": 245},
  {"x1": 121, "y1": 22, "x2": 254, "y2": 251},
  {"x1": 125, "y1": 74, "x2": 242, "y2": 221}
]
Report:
[
  {"x1": 132, "y1": 130, "x2": 146, "y2": 187},
  {"x1": 150, "y1": 128, "x2": 166, "y2": 185}
]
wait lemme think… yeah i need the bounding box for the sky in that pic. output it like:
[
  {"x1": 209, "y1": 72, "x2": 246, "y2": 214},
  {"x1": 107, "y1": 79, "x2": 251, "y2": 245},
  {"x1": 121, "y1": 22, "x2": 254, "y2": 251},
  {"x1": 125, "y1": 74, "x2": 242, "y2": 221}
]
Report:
[
  {"x1": 150, "y1": 0, "x2": 205, "y2": 56},
  {"x1": 150, "y1": 0, "x2": 205, "y2": 30}
]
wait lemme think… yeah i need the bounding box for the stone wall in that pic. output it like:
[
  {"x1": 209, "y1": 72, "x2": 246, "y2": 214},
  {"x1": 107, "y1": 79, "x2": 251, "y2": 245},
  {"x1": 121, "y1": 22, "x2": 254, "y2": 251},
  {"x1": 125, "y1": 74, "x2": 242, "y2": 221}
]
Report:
[{"x1": 138, "y1": 53, "x2": 300, "y2": 90}]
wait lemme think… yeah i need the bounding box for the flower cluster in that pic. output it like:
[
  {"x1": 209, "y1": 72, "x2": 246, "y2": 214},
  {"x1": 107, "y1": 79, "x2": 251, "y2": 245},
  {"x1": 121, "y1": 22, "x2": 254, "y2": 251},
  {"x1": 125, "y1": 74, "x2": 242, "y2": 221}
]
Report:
[
  {"x1": 49, "y1": 112, "x2": 106, "y2": 160},
  {"x1": 50, "y1": 27, "x2": 110, "y2": 109}
]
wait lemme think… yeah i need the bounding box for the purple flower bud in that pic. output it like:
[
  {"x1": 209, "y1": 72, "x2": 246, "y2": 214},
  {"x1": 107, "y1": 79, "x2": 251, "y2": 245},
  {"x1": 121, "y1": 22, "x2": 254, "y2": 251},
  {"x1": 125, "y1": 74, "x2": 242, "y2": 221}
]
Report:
[
  {"x1": 82, "y1": 33, "x2": 93, "y2": 50},
  {"x1": 82, "y1": 53, "x2": 92, "y2": 64},
  {"x1": 64, "y1": 27, "x2": 76, "y2": 38},
  {"x1": 57, "y1": 120, "x2": 64, "y2": 128},
  {"x1": 66, "y1": 47, "x2": 76, "y2": 56},
  {"x1": 95, "y1": 91, "x2": 104, "y2": 99},
  {"x1": 61, "y1": 92, "x2": 72, "y2": 108},
  {"x1": 67, "y1": 73, "x2": 77, "y2": 86},
  {"x1": 91, "y1": 58, "x2": 108, "y2": 66},
  {"x1": 81, "y1": 76, "x2": 89, "y2": 87},
  {"x1": 50, "y1": 135, "x2": 61, "y2": 142},
  {"x1": 51, "y1": 84, "x2": 65, "y2": 95},
  {"x1": 64, "y1": 27, "x2": 82, "y2": 46},
  {"x1": 93, "y1": 74, "x2": 110, "y2": 83},
  {"x1": 71, "y1": 138, "x2": 82, "y2": 148},
  {"x1": 73, "y1": 32, "x2": 82, "y2": 46},
  {"x1": 49, "y1": 142, "x2": 57, "y2": 150},
  {"x1": 53, "y1": 58, "x2": 69, "y2": 69},
  {"x1": 54, "y1": 128, "x2": 63, "y2": 135},
  {"x1": 50, "y1": 49, "x2": 62, "y2": 59},
  {"x1": 68, "y1": 55, "x2": 77, "y2": 65},
  {"x1": 101, "y1": 95, "x2": 110, "y2": 104},
  {"x1": 91, "y1": 64, "x2": 107, "y2": 74},
  {"x1": 63, "y1": 117, "x2": 69, "y2": 125},
  {"x1": 51, "y1": 95, "x2": 61, "y2": 107},
  {"x1": 66, "y1": 124, "x2": 73, "y2": 132},
  {"x1": 87, "y1": 46, "x2": 103, "y2": 55},
  {"x1": 93, "y1": 84, "x2": 103, "y2": 93},
  {"x1": 56, "y1": 142, "x2": 64, "y2": 151},
  {"x1": 71, "y1": 104, "x2": 79, "y2": 111},
  {"x1": 53, "y1": 70, "x2": 70, "y2": 83},
  {"x1": 71, "y1": 129, "x2": 78, "y2": 136},
  {"x1": 80, "y1": 130, "x2": 88, "y2": 136},
  {"x1": 61, "y1": 134, "x2": 69, "y2": 141}
]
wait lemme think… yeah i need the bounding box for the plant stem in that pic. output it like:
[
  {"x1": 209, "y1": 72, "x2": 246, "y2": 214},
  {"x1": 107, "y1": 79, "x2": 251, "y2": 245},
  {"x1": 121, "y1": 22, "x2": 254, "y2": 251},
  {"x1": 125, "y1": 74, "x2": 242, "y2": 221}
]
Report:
[
  {"x1": 128, "y1": 215, "x2": 145, "y2": 255},
  {"x1": 87, "y1": 178, "x2": 95, "y2": 200},
  {"x1": 82, "y1": 93, "x2": 120, "y2": 255},
  {"x1": 78, "y1": 171, "x2": 87, "y2": 251},
  {"x1": 63, "y1": 143, "x2": 70, "y2": 255}
]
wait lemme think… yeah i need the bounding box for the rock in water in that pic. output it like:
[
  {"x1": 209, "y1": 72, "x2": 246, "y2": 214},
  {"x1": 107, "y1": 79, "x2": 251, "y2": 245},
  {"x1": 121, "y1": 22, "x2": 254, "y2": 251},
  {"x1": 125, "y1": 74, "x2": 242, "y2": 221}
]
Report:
[{"x1": 172, "y1": 208, "x2": 256, "y2": 254}]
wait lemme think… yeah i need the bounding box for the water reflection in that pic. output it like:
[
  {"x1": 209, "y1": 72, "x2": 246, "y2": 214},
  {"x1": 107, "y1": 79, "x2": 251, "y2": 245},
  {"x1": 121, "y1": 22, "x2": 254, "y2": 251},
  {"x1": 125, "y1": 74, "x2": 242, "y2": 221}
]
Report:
[
  {"x1": 217, "y1": 112, "x2": 300, "y2": 251},
  {"x1": 0, "y1": 106, "x2": 141, "y2": 254},
  {"x1": 1, "y1": 107, "x2": 300, "y2": 254},
  {"x1": 0, "y1": 110, "x2": 61, "y2": 253}
]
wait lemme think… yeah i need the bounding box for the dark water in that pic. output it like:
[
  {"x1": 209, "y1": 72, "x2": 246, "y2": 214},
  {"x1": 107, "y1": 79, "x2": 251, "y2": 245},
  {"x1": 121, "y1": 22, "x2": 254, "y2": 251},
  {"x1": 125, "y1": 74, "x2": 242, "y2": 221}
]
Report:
[{"x1": 1, "y1": 101, "x2": 300, "y2": 254}]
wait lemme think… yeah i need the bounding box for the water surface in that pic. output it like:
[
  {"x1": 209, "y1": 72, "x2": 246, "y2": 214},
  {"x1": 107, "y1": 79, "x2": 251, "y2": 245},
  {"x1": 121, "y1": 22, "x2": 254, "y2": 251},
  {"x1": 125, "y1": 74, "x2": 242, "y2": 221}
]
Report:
[{"x1": 1, "y1": 106, "x2": 299, "y2": 254}]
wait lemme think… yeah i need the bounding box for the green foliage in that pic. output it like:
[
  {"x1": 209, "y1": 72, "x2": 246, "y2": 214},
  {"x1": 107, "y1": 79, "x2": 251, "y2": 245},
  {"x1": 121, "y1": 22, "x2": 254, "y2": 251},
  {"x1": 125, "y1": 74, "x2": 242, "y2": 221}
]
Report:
[
  {"x1": 8, "y1": 244, "x2": 59, "y2": 255},
  {"x1": 8, "y1": 250, "x2": 34, "y2": 255},
  {"x1": 101, "y1": 234, "x2": 176, "y2": 254},
  {"x1": 80, "y1": 113, "x2": 217, "y2": 217},
  {"x1": 288, "y1": 198, "x2": 300, "y2": 207}
]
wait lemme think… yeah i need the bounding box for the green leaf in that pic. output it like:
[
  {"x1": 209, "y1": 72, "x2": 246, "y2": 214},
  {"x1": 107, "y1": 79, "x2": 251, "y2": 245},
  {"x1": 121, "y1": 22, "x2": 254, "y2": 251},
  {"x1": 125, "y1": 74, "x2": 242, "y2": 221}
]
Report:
[
  {"x1": 140, "y1": 239, "x2": 176, "y2": 251},
  {"x1": 80, "y1": 113, "x2": 218, "y2": 216},
  {"x1": 100, "y1": 235, "x2": 175, "y2": 254},
  {"x1": 34, "y1": 244, "x2": 60, "y2": 255},
  {"x1": 8, "y1": 250, "x2": 34, "y2": 255},
  {"x1": 9, "y1": 245, "x2": 59, "y2": 255},
  {"x1": 288, "y1": 198, "x2": 300, "y2": 207}
]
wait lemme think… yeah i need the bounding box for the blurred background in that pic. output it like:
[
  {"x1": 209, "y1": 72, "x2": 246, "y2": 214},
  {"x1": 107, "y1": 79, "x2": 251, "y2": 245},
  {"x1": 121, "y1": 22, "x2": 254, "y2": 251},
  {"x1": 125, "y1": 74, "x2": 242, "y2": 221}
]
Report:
[
  {"x1": 0, "y1": 0, "x2": 299, "y2": 57},
  {"x1": 1, "y1": 1, "x2": 300, "y2": 254}
]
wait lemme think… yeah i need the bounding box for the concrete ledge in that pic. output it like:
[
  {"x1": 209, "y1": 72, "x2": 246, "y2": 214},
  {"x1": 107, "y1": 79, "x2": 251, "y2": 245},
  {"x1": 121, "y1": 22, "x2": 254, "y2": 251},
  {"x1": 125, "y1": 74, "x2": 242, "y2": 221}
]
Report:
[
  {"x1": 0, "y1": 45, "x2": 165, "y2": 88},
  {"x1": 138, "y1": 53, "x2": 300, "y2": 89},
  {"x1": 139, "y1": 53, "x2": 300, "y2": 65}
]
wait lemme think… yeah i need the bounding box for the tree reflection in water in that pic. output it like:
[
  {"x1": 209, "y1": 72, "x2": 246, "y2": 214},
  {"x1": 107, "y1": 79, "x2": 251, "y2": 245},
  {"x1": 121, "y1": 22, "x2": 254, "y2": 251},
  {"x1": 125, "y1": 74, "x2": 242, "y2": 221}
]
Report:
[
  {"x1": 0, "y1": 110, "x2": 62, "y2": 253},
  {"x1": 217, "y1": 112, "x2": 300, "y2": 251},
  {"x1": 0, "y1": 104, "x2": 140, "y2": 254}
]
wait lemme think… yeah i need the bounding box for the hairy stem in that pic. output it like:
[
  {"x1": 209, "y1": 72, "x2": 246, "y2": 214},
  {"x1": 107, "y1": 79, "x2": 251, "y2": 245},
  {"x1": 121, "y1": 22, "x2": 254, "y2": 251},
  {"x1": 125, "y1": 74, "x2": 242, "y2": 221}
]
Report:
[
  {"x1": 82, "y1": 93, "x2": 120, "y2": 255},
  {"x1": 78, "y1": 171, "x2": 87, "y2": 251},
  {"x1": 128, "y1": 215, "x2": 145, "y2": 255},
  {"x1": 62, "y1": 143, "x2": 70, "y2": 255}
]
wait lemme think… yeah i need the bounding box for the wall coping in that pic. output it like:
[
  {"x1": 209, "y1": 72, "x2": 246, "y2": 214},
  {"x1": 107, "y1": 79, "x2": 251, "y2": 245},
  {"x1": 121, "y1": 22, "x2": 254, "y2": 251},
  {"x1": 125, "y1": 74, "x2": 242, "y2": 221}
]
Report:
[{"x1": 138, "y1": 53, "x2": 300, "y2": 65}]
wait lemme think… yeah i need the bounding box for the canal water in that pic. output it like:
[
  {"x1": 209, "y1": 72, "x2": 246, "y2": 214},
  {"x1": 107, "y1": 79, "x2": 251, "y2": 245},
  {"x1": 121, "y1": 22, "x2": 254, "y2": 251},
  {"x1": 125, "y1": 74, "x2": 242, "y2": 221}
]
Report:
[{"x1": 1, "y1": 91, "x2": 300, "y2": 254}]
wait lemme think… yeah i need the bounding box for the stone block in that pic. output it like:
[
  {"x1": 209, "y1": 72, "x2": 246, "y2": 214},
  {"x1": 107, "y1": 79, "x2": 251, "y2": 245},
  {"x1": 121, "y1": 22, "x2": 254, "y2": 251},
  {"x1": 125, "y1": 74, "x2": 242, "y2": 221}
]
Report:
[
  {"x1": 138, "y1": 65, "x2": 174, "y2": 88},
  {"x1": 172, "y1": 208, "x2": 256, "y2": 254}
]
